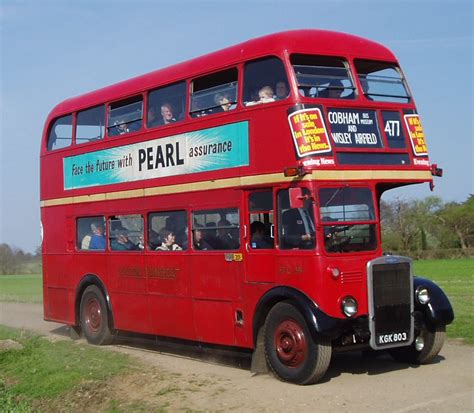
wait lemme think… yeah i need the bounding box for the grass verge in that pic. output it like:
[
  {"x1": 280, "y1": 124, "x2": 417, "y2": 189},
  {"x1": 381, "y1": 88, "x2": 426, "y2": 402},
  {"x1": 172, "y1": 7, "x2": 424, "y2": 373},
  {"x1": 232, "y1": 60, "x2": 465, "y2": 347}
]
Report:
[
  {"x1": 413, "y1": 258, "x2": 473, "y2": 344},
  {"x1": 0, "y1": 325, "x2": 132, "y2": 411}
]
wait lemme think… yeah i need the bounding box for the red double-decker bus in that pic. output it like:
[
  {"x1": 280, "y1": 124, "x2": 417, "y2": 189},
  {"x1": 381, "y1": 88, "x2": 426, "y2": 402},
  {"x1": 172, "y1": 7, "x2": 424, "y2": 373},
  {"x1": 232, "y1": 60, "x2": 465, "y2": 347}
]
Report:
[{"x1": 40, "y1": 30, "x2": 453, "y2": 384}]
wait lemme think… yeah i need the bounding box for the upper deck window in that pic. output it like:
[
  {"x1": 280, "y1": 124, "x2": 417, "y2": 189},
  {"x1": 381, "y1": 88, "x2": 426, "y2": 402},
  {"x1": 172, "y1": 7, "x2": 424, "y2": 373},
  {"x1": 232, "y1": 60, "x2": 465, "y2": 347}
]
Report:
[
  {"x1": 47, "y1": 114, "x2": 73, "y2": 151},
  {"x1": 243, "y1": 57, "x2": 289, "y2": 105},
  {"x1": 355, "y1": 60, "x2": 410, "y2": 103},
  {"x1": 190, "y1": 68, "x2": 237, "y2": 117},
  {"x1": 148, "y1": 81, "x2": 186, "y2": 128},
  {"x1": 291, "y1": 55, "x2": 355, "y2": 100},
  {"x1": 76, "y1": 105, "x2": 105, "y2": 145},
  {"x1": 108, "y1": 96, "x2": 143, "y2": 137}
]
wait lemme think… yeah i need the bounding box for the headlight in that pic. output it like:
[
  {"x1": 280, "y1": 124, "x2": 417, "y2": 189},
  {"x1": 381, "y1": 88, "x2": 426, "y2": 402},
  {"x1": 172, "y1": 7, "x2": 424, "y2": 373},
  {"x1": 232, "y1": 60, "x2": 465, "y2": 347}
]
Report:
[
  {"x1": 416, "y1": 286, "x2": 430, "y2": 305},
  {"x1": 341, "y1": 296, "x2": 358, "y2": 317}
]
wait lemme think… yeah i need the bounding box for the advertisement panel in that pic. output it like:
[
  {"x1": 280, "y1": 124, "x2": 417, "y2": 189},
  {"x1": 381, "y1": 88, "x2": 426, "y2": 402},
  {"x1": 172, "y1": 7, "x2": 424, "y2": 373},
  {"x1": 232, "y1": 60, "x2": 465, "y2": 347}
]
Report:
[{"x1": 64, "y1": 122, "x2": 249, "y2": 190}]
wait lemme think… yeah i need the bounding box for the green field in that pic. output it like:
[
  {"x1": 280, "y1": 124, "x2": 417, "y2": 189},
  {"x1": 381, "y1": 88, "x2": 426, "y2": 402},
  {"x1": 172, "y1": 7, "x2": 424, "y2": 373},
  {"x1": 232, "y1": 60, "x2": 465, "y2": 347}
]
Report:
[
  {"x1": 0, "y1": 274, "x2": 43, "y2": 303},
  {"x1": 1, "y1": 258, "x2": 472, "y2": 343},
  {"x1": 413, "y1": 258, "x2": 474, "y2": 344}
]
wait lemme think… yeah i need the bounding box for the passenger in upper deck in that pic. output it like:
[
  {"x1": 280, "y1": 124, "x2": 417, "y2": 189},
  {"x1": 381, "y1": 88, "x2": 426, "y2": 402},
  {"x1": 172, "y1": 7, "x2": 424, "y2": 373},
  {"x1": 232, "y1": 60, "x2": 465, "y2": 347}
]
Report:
[
  {"x1": 147, "y1": 106, "x2": 160, "y2": 127},
  {"x1": 258, "y1": 86, "x2": 275, "y2": 103},
  {"x1": 213, "y1": 93, "x2": 235, "y2": 113},
  {"x1": 159, "y1": 103, "x2": 177, "y2": 125},
  {"x1": 275, "y1": 81, "x2": 289, "y2": 100},
  {"x1": 320, "y1": 79, "x2": 344, "y2": 99},
  {"x1": 246, "y1": 86, "x2": 275, "y2": 106}
]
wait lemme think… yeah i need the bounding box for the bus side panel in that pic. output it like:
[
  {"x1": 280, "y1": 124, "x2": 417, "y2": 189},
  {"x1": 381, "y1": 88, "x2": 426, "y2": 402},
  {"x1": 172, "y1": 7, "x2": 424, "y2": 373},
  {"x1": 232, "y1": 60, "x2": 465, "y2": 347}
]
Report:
[
  {"x1": 107, "y1": 253, "x2": 151, "y2": 334},
  {"x1": 42, "y1": 254, "x2": 75, "y2": 323},
  {"x1": 147, "y1": 253, "x2": 195, "y2": 339},
  {"x1": 193, "y1": 300, "x2": 236, "y2": 345}
]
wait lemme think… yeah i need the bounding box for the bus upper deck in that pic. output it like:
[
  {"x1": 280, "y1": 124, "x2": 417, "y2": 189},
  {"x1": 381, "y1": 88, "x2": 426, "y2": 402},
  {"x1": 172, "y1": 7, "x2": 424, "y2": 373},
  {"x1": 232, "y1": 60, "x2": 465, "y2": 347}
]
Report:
[{"x1": 40, "y1": 29, "x2": 436, "y2": 205}]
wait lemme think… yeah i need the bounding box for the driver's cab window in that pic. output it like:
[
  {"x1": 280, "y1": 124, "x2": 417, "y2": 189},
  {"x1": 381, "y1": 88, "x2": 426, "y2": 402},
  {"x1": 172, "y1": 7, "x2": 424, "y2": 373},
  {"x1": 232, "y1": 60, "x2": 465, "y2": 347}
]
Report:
[
  {"x1": 278, "y1": 188, "x2": 315, "y2": 250},
  {"x1": 249, "y1": 191, "x2": 274, "y2": 249}
]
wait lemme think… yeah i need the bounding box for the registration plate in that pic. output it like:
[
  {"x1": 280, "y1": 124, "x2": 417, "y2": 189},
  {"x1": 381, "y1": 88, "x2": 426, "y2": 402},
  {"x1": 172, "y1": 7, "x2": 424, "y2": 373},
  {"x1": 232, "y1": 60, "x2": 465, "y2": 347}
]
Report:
[{"x1": 377, "y1": 331, "x2": 409, "y2": 346}]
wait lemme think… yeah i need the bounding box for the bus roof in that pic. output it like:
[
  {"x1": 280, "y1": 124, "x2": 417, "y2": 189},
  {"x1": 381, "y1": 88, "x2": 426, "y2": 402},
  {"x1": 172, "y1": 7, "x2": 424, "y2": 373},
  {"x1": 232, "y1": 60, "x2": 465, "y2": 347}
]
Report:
[{"x1": 47, "y1": 29, "x2": 396, "y2": 118}]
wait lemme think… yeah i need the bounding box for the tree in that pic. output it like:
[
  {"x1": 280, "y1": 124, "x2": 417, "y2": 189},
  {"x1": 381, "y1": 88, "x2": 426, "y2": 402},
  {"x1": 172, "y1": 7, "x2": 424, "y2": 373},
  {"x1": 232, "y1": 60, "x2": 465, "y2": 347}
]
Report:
[{"x1": 436, "y1": 195, "x2": 474, "y2": 249}]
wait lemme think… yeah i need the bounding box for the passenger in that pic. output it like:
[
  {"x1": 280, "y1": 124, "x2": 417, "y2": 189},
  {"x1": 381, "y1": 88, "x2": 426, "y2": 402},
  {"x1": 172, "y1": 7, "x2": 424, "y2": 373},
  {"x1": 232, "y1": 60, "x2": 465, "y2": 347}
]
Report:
[
  {"x1": 89, "y1": 221, "x2": 106, "y2": 250},
  {"x1": 193, "y1": 227, "x2": 212, "y2": 250},
  {"x1": 250, "y1": 221, "x2": 273, "y2": 249},
  {"x1": 111, "y1": 228, "x2": 139, "y2": 251},
  {"x1": 275, "y1": 81, "x2": 289, "y2": 100},
  {"x1": 156, "y1": 228, "x2": 182, "y2": 251},
  {"x1": 217, "y1": 219, "x2": 239, "y2": 249},
  {"x1": 148, "y1": 228, "x2": 161, "y2": 250},
  {"x1": 165, "y1": 216, "x2": 187, "y2": 247},
  {"x1": 147, "y1": 105, "x2": 160, "y2": 127},
  {"x1": 160, "y1": 103, "x2": 177, "y2": 125},
  {"x1": 214, "y1": 93, "x2": 234, "y2": 112},
  {"x1": 203, "y1": 222, "x2": 219, "y2": 248},
  {"x1": 245, "y1": 86, "x2": 275, "y2": 106},
  {"x1": 281, "y1": 208, "x2": 315, "y2": 249},
  {"x1": 321, "y1": 79, "x2": 344, "y2": 99},
  {"x1": 109, "y1": 120, "x2": 129, "y2": 136},
  {"x1": 81, "y1": 235, "x2": 91, "y2": 250},
  {"x1": 257, "y1": 86, "x2": 275, "y2": 103}
]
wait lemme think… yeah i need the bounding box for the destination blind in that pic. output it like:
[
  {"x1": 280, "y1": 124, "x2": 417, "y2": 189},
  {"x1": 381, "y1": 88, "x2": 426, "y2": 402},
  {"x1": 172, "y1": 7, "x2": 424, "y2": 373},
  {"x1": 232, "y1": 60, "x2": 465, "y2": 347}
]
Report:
[{"x1": 327, "y1": 108, "x2": 383, "y2": 149}]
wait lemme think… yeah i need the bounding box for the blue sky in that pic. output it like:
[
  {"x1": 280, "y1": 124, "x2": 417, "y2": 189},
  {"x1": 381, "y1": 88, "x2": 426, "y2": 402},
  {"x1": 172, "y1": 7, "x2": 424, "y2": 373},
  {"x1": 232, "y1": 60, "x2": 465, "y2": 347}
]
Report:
[{"x1": 1, "y1": 0, "x2": 472, "y2": 252}]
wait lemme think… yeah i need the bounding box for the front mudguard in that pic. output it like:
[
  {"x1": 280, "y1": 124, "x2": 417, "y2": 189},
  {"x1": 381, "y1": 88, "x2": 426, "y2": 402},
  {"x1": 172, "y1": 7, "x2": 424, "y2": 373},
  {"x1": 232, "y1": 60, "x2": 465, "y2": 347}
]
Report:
[{"x1": 413, "y1": 277, "x2": 454, "y2": 327}]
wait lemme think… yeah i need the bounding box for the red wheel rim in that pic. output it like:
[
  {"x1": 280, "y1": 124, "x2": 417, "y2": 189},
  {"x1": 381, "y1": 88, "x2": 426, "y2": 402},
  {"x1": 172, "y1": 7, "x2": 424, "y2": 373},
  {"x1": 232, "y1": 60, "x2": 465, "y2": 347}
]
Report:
[
  {"x1": 84, "y1": 298, "x2": 102, "y2": 333},
  {"x1": 274, "y1": 319, "x2": 308, "y2": 368}
]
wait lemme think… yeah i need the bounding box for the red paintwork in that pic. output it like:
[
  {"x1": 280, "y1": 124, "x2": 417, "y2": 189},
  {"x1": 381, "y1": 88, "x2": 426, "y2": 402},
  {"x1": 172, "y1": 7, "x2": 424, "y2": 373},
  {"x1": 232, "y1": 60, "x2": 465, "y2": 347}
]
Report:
[{"x1": 41, "y1": 30, "x2": 433, "y2": 350}]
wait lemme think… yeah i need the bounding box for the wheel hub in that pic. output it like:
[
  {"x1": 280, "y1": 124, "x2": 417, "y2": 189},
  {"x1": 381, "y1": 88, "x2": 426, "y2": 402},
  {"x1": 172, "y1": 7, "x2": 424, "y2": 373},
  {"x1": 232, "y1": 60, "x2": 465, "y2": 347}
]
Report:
[
  {"x1": 85, "y1": 299, "x2": 102, "y2": 332},
  {"x1": 274, "y1": 320, "x2": 308, "y2": 368}
]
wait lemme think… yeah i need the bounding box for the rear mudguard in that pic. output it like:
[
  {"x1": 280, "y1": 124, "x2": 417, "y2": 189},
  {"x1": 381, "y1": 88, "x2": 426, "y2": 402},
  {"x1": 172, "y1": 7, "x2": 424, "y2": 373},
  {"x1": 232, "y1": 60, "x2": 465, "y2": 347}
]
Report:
[{"x1": 413, "y1": 276, "x2": 454, "y2": 327}]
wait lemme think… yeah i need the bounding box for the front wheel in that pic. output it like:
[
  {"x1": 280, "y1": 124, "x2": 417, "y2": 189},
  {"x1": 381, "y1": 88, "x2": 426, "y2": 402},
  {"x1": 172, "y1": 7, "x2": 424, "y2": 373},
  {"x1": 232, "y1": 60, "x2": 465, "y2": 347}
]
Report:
[
  {"x1": 80, "y1": 285, "x2": 113, "y2": 345},
  {"x1": 263, "y1": 302, "x2": 332, "y2": 385},
  {"x1": 389, "y1": 325, "x2": 446, "y2": 364}
]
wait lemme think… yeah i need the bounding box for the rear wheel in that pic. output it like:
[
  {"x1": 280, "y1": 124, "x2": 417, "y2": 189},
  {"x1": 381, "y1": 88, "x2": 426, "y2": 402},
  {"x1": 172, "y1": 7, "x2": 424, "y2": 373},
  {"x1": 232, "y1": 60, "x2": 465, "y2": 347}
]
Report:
[
  {"x1": 263, "y1": 302, "x2": 331, "y2": 384},
  {"x1": 80, "y1": 285, "x2": 113, "y2": 345},
  {"x1": 389, "y1": 325, "x2": 446, "y2": 364}
]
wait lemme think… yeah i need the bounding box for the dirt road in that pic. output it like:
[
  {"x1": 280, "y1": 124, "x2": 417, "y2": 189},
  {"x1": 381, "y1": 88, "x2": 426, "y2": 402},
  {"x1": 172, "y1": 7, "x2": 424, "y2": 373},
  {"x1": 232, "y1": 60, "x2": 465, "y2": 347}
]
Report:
[{"x1": 1, "y1": 301, "x2": 473, "y2": 412}]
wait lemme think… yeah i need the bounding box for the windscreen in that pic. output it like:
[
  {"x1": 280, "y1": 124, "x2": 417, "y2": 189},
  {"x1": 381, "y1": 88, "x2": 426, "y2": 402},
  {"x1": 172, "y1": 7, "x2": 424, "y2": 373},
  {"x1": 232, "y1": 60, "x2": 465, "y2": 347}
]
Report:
[
  {"x1": 319, "y1": 187, "x2": 377, "y2": 253},
  {"x1": 355, "y1": 60, "x2": 410, "y2": 103}
]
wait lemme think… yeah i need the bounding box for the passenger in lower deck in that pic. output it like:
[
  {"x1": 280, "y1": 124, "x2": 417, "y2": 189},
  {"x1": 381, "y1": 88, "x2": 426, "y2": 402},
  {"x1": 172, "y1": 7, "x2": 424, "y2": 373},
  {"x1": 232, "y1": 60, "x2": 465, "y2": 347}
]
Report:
[
  {"x1": 156, "y1": 228, "x2": 182, "y2": 251},
  {"x1": 89, "y1": 221, "x2": 106, "y2": 250},
  {"x1": 111, "y1": 229, "x2": 140, "y2": 251}
]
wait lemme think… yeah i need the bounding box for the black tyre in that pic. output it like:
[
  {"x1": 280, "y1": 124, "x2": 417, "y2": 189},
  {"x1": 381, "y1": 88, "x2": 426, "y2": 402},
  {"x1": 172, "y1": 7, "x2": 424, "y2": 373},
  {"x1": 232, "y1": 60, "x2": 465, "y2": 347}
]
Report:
[
  {"x1": 80, "y1": 285, "x2": 113, "y2": 345},
  {"x1": 389, "y1": 325, "x2": 446, "y2": 364},
  {"x1": 263, "y1": 302, "x2": 332, "y2": 385}
]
